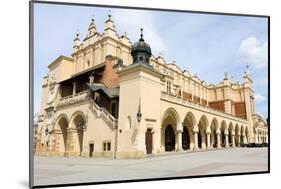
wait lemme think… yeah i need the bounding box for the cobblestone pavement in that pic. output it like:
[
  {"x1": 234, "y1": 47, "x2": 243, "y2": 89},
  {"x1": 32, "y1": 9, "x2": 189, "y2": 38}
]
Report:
[{"x1": 33, "y1": 147, "x2": 268, "y2": 186}]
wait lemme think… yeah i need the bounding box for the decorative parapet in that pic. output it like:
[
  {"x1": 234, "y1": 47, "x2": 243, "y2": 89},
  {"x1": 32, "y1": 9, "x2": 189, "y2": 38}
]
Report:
[
  {"x1": 161, "y1": 91, "x2": 248, "y2": 124},
  {"x1": 57, "y1": 90, "x2": 90, "y2": 108},
  {"x1": 38, "y1": 114, "x2": 44, "y2": 122},
  {"x1": 55, "y1": 89, "x2": 117, "y2": 129},
  {"x1": 252, "y1": 113, "x2": 268, "y2": 131}
]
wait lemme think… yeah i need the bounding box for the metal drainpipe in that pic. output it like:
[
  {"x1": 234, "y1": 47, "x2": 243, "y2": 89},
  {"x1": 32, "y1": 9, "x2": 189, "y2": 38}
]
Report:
[{"x1": 114, "y1": 122, "x2": 118, "y2": 159}]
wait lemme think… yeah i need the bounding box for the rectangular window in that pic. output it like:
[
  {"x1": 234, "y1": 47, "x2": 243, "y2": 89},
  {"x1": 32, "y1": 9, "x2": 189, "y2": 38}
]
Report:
[
  {"x1": 103, "y1": 141, "x2": 111, "y2": 151},
  {"x1": 107, "y1": 142, "x2": 111, "y2": 151},
  {"x1": 103, "y1": 142, "x2": 106, "y2": 151},
  {"x1": 167, "y1": 82, "x2": 171, "y2": 94}
]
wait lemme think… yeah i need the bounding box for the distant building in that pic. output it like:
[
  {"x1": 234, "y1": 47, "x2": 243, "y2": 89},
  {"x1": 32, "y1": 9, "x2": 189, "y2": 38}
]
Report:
[
  {"x1": 33, "y1": 114, "x2": 39, "y2": 153},
  {"x1": 35, "y1": 14, "x2": 268, "y2": 158}
]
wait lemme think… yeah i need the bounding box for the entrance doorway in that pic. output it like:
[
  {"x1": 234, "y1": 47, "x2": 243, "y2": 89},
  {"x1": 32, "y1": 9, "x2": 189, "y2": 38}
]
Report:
[
  {"x1": 89, "y1": 143, "x2": 94, "y2": 157},
  {"x1": 221, "y1": 132, "x2": 226, "y2": 147},
  {"x1": 165, "y1": 125, "x2": 175, "y2": 151},
  {"x1": 198, "y1": 130, "x2": 202, "y2": 149},
  {"x1": 182, "y1": 127, "x2": 190, "y2": 150},
  {"x1": 145, "y1": 129, "x2": 153, "y2": 154}
]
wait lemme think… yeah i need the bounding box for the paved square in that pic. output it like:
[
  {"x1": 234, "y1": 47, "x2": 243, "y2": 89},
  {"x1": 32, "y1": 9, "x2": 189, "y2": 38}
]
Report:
[{"x1": 34, "y1": 147, "x2": 268, "y2": 186}]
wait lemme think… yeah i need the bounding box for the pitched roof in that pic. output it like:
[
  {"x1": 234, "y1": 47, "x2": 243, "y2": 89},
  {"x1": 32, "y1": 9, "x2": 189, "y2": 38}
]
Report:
[{"x1": 87, "y1": 83, "x2": 119, "y2": 98}]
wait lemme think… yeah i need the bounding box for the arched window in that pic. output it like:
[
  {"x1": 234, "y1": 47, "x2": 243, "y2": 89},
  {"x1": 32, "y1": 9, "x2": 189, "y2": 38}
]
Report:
[{"x1": 125, "y1": 116, "x2": 132, "y2": 131}]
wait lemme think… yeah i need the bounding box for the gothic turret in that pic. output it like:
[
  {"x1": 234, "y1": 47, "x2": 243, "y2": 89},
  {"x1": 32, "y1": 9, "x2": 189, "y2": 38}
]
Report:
[
  {"x1": 88, "y1": 17, "x2": 96, "y2": 37},
  {"x1": 73, "y1": 33, "x2": 81, "y2": 51},
  {"x1": 131, "y1": 28, "x2": 152, "y2": 65},
  {"x1": 243, "y1": 65, "x2": 253, "y2": 89},
  {"x1": 104, "y1": 12, "x2": 116, "y2": 32}
]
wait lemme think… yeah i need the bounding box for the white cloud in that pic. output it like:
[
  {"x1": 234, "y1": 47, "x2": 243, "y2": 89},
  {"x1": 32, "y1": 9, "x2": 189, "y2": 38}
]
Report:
[
  {"x1": 254, "y1": 93, "x2": 266, "y2": 103},
  {"x1": 238, "y1": 37, "x2": 268, "y2": 68},
  {"x1": 112, "y1": 9, "x2": 168, "y2": 56}
]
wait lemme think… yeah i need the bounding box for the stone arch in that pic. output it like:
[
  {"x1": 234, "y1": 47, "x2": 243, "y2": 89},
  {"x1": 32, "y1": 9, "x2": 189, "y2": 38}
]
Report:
[
  {"x1": 69, "y1": 111, "x2": 86, "y2": 155},
  {"x1": 220, "y1": 120, "x2": 228, "y2": 147},
  {"x1": 183, "y1": 112, "x2": 197, "y2": 150},
  {"x1": 69, "y1": 111, "x2": 87, "y2": 129},
  {"x1": 198, "y1": 115, "x2": 209, "y2": 149},
  {"x1": 210, "y1": 118, "x2": 219, "y2": 148},
  {"x1": 228, "y1": 122, "x2": 235, "y2": 147},
  {"x1": 161, "y1": 108, "x2": 180, "y2": 152},
  {"x1": 54, "y1": 115, "x2": 69, "y2": 153},
  {"x1": 235, "y1": 123, "x2": 241, "y2": 146},
  {"x1": 54, "y1": 114, "x2": 69, "y2": 130}
]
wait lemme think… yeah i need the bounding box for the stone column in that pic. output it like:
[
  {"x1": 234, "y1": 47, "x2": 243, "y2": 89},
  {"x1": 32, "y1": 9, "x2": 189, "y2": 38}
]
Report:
[
  {"x1": 72, "y1": 81, "x2": 77, "y2": 96},
  {"x1": 237, "y1": 133, "x2": 241, "y2": 146},
  {"x1": 206, "y1": 132, "x2": 211, "y2": 149},
  {"x1": 194, "y1": 131, "x2": 198, "y2": 150},
  {"x1": 177, "y1": 130, "x2": 183, "y2": 152},
  {"x1": 231, "y1": 133, "x2": 236, "y2": 147},
  {"x1": 255, "y1": 133, "x2": 259, "y2": 144},
  {"x1": 206, "y1": 127, "x2": 211, "y2": 149},
  {"x1": 192, "y1": 125, "x2": 199, "y2": 150},
  {"x1": 225, "y1": 132, "x2": 229, "y2": 148},
  {"x1": 65, "y1": 129, "x2": 73, "y2": 155},
  {"x1": 48, "y1": 132, "x2": 57, "y2": 153},
  {"x1": 216, "y1": 132, "x2": 221, "y2": 148},
  {"x1": 242, "y1": 134, "x2": 247, "y2": 144}
]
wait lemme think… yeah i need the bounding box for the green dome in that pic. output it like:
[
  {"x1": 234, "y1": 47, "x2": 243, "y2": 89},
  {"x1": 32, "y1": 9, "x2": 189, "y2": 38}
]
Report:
[
  {"x1": 131, "y1": 40, "x2": 152, "y2": 56},
  {"x1": 131, "y1": 29, "x2": 152, "y2": 57}
]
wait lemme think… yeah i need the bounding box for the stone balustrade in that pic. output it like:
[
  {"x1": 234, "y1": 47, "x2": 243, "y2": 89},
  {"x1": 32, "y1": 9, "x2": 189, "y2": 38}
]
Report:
[
  {"x1": 57, "y1": 90, "x2": 90, "y2": 107},
  {"x1": 161, "y1": 91, "x2": 248, "y2": 124},
  {"x1": 89, "y1": 99, "x2": 118, "y2": 129}
]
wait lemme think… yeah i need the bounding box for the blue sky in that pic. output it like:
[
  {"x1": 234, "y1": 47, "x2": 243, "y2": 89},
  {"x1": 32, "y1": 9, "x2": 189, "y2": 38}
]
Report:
[{"x1": 34, "y1": 3, "x2": 268, "y2": 119}]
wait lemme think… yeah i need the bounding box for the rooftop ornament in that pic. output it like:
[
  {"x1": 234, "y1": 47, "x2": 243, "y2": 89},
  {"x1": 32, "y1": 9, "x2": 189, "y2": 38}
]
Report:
[
  {"x1": 131, "y1": 28, "x2": 152, "y2": 64},
  {"x1": 74, "y1": 32, "x2": 80, "y2": 40},
  {"x1": 137, "y1": 98, "x2": 142, "y2": 123},
  {"x1": 108, "y1": 10, "x2": 112, "y2": 20}
]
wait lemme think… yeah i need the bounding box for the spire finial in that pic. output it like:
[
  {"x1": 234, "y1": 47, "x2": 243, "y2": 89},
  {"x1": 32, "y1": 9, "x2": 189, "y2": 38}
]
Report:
[
  {"x1": 108, "y1": 10, "x2": 112, "y2": 20},
  {"x1": 140, "y1": 28, "x2": 144, "y2": 41},
  {"x1": 244, "y1": 64, "x2": 250, "y2": 75},
  {"x1": 224, "y1": 72, "x2": 228, "y2": 80},
  {"x1": 75, "y1": 30, "x2": 80, "y2": 40}
]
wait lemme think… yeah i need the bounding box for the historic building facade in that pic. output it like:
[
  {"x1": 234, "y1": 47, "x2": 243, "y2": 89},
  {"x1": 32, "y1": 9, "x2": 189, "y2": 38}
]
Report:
[{"x1": 35, "y1": 14, "x2": 268, "y2": 158}]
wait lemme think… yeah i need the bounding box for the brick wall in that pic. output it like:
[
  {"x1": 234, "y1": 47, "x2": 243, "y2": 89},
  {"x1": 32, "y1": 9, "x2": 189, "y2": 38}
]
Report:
[
  {"x1": 234, "y1": 102, "x2": 246, "y2": 119},
  {"x1": 100, "y1": 56, "x2": 120, "y2": 88},
  {"x1": 180, "y1": 90, "x2": 192, "y2": 101},
  {"x1": 209, "y1": 101, "x2": 225, "y2": 112},
  {"x1": 201, "y1": 99, "x2": 207, "y2": 106},
  {"x1": 193, "y1": 96, "x2": 200, "y2": 104}
]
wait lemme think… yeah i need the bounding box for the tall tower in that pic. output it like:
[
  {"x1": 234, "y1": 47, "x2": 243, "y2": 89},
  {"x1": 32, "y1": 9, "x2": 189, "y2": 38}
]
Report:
[
  {"x1": 243, "y1": 66, "x2": 255, "y2": 143},
  {"x1": 117, "y1": 29, "x2": 162, "y2": 158}
]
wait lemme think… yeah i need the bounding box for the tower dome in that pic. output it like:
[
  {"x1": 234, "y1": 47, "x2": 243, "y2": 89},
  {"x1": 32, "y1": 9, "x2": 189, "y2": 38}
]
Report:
[{"x1": 131, "y1": 28, "x2": 152, "y2": 64}]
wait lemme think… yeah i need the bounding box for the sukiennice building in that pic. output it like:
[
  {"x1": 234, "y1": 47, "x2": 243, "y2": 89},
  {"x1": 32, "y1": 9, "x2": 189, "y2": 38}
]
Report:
[{"x1": 35, "y1": 14, "x2": 268, "y2": 158}]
